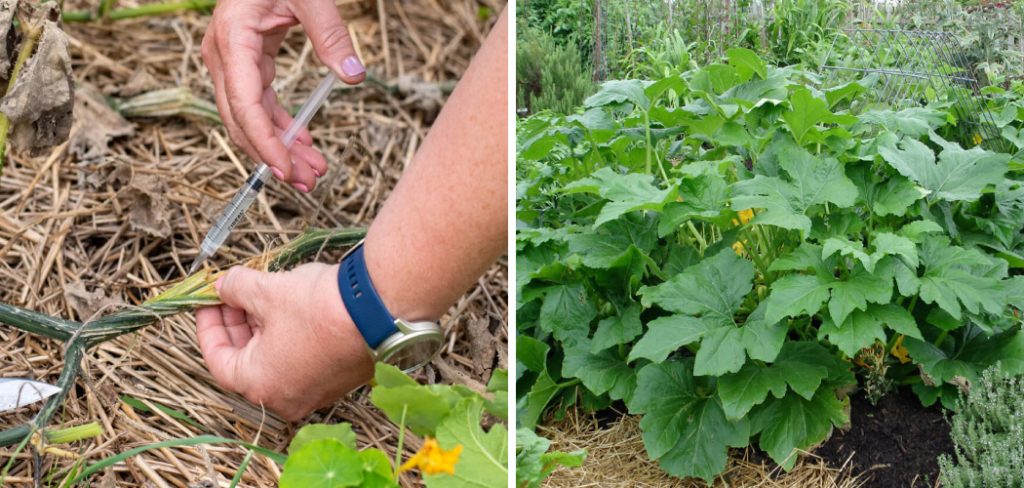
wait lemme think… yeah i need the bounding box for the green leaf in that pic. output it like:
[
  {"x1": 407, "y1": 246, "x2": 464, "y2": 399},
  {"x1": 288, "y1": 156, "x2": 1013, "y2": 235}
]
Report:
[
  {"x1": 859, "y1": 108, "x2": 945, "y2": 137},
  {"x1": 119, "y1": 396, "x2": 204, "y2": 431},
  {"x1": 818, "y1": 309, "x2": 887, "y2": 357},
  {"x1": 740, "y1": 303, "x2": 787, "y2": 362},
  {"x1": 427, "y1": 398, "x2": 508, "y2": 488},
  {"x1": 879, "y1": 136, "x2": 1009, "y2": 202},
  {"x1": 693, "y1": 326, "x2": 747, "y2": 376},
  {"x1": 872, "y1": 176, "x2": 928, "y2": 217},
  {"x1": 822, "y1": 237, "x2": 872, "y2": 271},
  {"x1": 732, "y1": 141, "x2": 857, "y2": 234},
  {"x1": 563, "y1": 339, "x2": 636, "y2": 402},
  {"x1": 872, "y1": 232, "x2": 919, "y2": 268},
  {"x1": 899, "y1": 219, "x2": 944, "y2": 241},
  {"x1": 485, "y1": 370, "x2": 508, "y2": 422},
  {"x1": 566, "y1": 218, "x2": 657, "y2": 269},
  {"x1": 904, "y1": 330, "x2": 1024, "y2": 386},
  {"x1": 628, "y1": 314, "x2": 715, "y2": 364},
  {"x1": 727, "y1": 48, "x2": 767, "y2": 80},
  {"x1": 591, "y1": 304, "x2": 643, "y2": 352},
  {"x1": 562, "y1": 168, "x2": 674, "y2": 227},
  {"x1": 827, "y1": 267, "x2": 892, "y2": 326},
  {"x1": 717, "y1": 342, "x2": 833, "y2": 420},
  {"x1": 517, "y1": 370, "x2": 562, "y2": 430},
  {"x1": 371, "y1": 385, "x2": 457, "y2": 437},
  {"x1": 782, "y1": 87, "x2": 857, "y2": 145},
  {"x1": 280, "y1": 440, "x2": 365, "y2": 488},
  {"x1": 765, "y1": 274, "x2": 831, "y2": 324},
  {"x1": 753, "y1": 389, "x2": 847, "y2": 470},
  {"x1": 539, "y1": 284, "x2": 597, "y2": 344},
  {"x1": 516, "y1": 336, "x2": 549, "y2": 373},
  {"x1": 631, "y1": 360, "x2": 750, "y2": 483},
  {"x1": 288, "y1": 424, "x2": 357, "y2": 454},
  {"x1": 638, "y1": 249, "x2": 754, "y2": 324},
  {"x1": 516, "y1": 428, "x2": 585, "y2": 488},
  {"x1": 918, "y1": 239, "x2": 1006, "y2": 319},
  {"x1": 584, "y1": 80, "x2": 650, "y2": 110}
]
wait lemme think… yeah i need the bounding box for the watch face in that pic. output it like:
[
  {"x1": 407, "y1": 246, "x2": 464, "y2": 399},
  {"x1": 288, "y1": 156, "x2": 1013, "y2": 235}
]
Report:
[{"x1": 384, "y1": 335, "x2": 443, "y2": 372}]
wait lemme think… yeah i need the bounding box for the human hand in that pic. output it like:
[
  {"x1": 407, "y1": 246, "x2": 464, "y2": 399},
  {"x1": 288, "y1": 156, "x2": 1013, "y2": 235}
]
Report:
[
  {"x1": 201, "y1": 0, "x2": 366, "y2": 192},
  {"x1": 195, "y1": 263, "x2": 374, "y2": 421}
]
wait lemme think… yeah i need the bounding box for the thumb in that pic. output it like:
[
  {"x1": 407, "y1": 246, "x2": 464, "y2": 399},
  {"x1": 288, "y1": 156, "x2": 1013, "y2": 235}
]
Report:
[
  {"x1": 291, "y1": 0, "x2": 365, "y2": 85},
  {"x1": 215, "y1": 266, "x2": 271, "y2": 314}
]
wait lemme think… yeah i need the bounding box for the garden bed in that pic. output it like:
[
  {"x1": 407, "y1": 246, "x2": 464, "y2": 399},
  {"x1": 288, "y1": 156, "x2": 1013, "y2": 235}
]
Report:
[{"x1": 0, "y1": 0, "x2": 507, "y2": 486}]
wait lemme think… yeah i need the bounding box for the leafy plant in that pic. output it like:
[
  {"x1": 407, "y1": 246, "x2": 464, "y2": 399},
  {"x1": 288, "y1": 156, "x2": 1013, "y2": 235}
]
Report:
[
  {"x1": 515, "y1": 428, "x2": 585, "y2": 488},
  {"x1": 938, "y1": 366, "x2": 1024, "y2": 487},
  {"x1": 517, "y1": 49, "x2": 1024, "y2": 482}
]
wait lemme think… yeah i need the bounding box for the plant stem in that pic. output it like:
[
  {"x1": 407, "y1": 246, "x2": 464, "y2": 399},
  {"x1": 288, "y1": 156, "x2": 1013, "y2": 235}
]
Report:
[
  {"x1": 393, "y1": 405, "x2": 408, "y2": 480},
  {"x1": 44, "y1": 422, "x2": 103, "y2": 444},
  {"x1": 0, "y1": 21, "x2": 43, "y2": 177},
  {"x1": 62, "y1": 0, "x2": 216, "y2": 22}
]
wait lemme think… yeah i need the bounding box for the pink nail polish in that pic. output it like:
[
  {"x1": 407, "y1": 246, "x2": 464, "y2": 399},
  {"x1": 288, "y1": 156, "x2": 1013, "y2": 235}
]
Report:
[
  {"x1": 271, "y1": 168, "x2": 285, "y2": 180},
  {"x1": 293, "y1": 183, "x2": 310, "y2": 193},
  {"x1": 341, "y1": 56, "x2": 365, "y2": 77}
]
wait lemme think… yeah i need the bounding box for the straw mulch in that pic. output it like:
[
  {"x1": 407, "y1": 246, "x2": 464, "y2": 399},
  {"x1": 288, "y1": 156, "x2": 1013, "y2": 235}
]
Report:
[
  {"x1": 540, "y1": 410, "x2": 867, "y2": 488},
  {"x1": 0, "y1": 0, "x2": 507, "y2": 486}
]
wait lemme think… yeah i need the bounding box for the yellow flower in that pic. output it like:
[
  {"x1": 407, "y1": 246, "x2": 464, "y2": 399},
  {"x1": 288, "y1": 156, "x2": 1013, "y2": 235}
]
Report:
[
  {"x1": 732, "y1": 241, "x2": 745, "y2": 256},
  {"x1": 400, "y1": 438, "x2": 462, "y2": 476},
  {"x1": 738, "y1": 208, "x2": 754, "y2": 225},
  {"x1": 973, "y1": 133, "x2": 983, "y2": 146},
  {"x1": 890, "y1": 335, "x2": 911, "y2": 364}
]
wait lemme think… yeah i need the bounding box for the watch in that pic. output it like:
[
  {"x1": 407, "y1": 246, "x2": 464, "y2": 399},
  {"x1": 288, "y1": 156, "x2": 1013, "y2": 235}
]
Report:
[{"x1": 338, "y1": 241, "x2": 444, "y2": 372}]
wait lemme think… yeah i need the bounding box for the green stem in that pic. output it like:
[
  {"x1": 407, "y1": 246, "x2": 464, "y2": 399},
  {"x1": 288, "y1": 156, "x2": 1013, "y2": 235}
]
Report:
[
  {"x1": 934, "y1": 330, "x2": 949, "y2": 347},
  {"x1": 62, "y1": 0, "x2": 216, "y2": 22},
  {"x1": 644, "y1": 110, "x2": 653, "y2": 176},
  {"x1": 44, "y1": 422, "x2": 102, "y2": 444},
  {"x1": 393, "y1": 405, "x2": 408, "y2": 480}
]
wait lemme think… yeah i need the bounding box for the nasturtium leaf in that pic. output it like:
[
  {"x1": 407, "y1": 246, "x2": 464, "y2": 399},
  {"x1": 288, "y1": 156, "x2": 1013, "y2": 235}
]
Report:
[
  {"x1": 638, "y1": 249, "x2": 754, "y2": 325},
  {"x1": 280, "y1": 440, "x2": 365, "y2": 488},
  {"x1": 562, "y1": 167, "x2": 675, "y2": 227},
  {"x1": 429, "y1": 398, "x2": 508, "y2": 488},
  {"x1": 631, "y1": 360, "x2": 750, "y2": 483},
  {"x1": 591, "y1": 304, "x2": 643, "y2": 352},
  {"x1": 288, "y1": 423, "x2": 357, "y2": 454},
  {"x1": 764, "y1": 274, "x2": 831, "y2": 324},
  {"x1": 918, "y1": 238, "x2": 1006, "y2": 319},
  {"x1": 727, "y1": 47, "x2": 767, "y2": 80},
  {"x1": 371, "y1": 385, "x2": 457, "y2": 438},
  {"x1": 879, "y1": 136, "x2": 1009, "y2": 203},
  {"x1": 539, "y1": 283, "x2": 597, "y2": 345},
  {"x1": 584, "y1": 80, "x2": 649, "y2": 110},
  {"x1": 562, "y1": 339, "x2": 636, "y2": 402},
  {"x1": 752, "y1": 389, "x2": 848, "y2": 471},
  {"x1": 694, "y1": 326, "x2": 747, "y2": 376},
  {"x1": 782, "y1": 87, "x2": 857, "y2": 144},
  {"x1": 628, "y1": 314, "x2": 715, "y2": 364}
]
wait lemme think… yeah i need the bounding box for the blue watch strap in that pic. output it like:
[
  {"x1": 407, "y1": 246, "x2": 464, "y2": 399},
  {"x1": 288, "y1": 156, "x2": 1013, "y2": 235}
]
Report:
[{"x1": 338, "y1": 244, "x2": 398, "y2": 349}]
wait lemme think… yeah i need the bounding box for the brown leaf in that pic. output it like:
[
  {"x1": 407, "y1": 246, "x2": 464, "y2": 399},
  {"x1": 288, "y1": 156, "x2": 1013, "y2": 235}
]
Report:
[
  {"x1": 70, "y1": 83, "x2": 134, "y2": 162},
  {"x1": 0, "y1": 0, "x2": 18, "y2": 76},
  {"x1": 119, "y1": 173, "x2": 172, "y2": 238},
  {"x1": 0, "y1": 21, "x2": 73, "y2": 151},
  {"x1": 63, "y1": 282, "x2": 122, "y2": 322}
]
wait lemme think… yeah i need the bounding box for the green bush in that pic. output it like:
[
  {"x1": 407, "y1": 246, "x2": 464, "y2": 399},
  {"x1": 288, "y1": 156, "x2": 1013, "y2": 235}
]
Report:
[
  {"x1": 516, "y1": 24, "x2": 593, "y2": 115},
  {"x1": 939, "y1": 366, "x2": 1024, "y2": 487}
]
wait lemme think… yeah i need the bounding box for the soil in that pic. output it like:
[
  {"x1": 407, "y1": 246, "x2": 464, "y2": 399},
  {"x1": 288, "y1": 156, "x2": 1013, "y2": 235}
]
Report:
[{"x1": 815, "y1": 390, "x2": 954, "y2": 488}]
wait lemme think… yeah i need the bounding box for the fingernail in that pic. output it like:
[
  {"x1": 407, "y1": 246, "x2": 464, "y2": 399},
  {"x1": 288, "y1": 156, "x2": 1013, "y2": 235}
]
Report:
[
  {"x1": 312, "y1": 167, "x2": 322, "y2": 177},
  {"x1": 293, "y1": 183, "x2": 310, "y2": 193},
  {"x1": 271, "y1": 167, "x2": 285, "y2": 180},
  {"x1": 341, "y1": 56, "x2": 365, "y2": 77}
]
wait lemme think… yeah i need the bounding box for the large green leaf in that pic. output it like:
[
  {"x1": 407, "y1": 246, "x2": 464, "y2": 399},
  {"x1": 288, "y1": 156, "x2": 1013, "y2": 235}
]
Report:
[
  {"x1": 628, "y1": 314, "x2": 715, "y2": 364},
  {"x1": 584, "y1": 80, "x2": 650, "y2": 110},
  {"x1": 904, "y1": 330, "x2": 1024, "y2": 387},
  {"x1": 827, "y1": 267, "x2": 892, "y2": 326},
  {"x1": 879, "y1": 136, "x2": 1009, "y2": 203},
  {"x1": 782, "y1": 87, "x2": 857, "y2": 144},
  {"x1": 539, "y1": 283, "x2": 597, "y2": 344},
  {"x1": 591, "y1": 304, "x2": 643, "y2": 352},
  {"x1": 427, "y1": 398, "x2": 508, "y2": 488},
  {"x1": 562, "y1": 167, "x2": 675, "y2": 227},
  {"x1": 752, "y1": 389, "x2": 848, "y2": 470},
  {"x1": 631, "y1": 360, "x2": 750, "y2": 483},
  {"x1": 562, "y1": 339, "x2": 636, "y2": 402},
  {"x1": 918, "y1": 238, "x2": 1006, "y2": 320},
  {"x1": 279, "y1": 440, "x2": 368, "y2": 488},
  {"x1": 732, "y1": 141, "x2": 857, "y2": 235},
  {"x1": 638, "y1": 249, "x2": 754, "y2": 325},
  {"x1": 515, "y1": 428, "x2": 585, "y2": 488},
  {"x1": 566, "y1": 217, "x2": 657, "y2": 270},
  {"x1": 764, "y1": 274, "x2": 831, "y2": 324},
  {"x1": 717, "y1": 342, "x2": 835, "y2": 420}
]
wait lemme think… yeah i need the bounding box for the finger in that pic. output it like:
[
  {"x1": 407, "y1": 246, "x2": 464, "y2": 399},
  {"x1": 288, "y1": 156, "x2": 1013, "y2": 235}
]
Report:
[
  {"x1": 195, "y1": 306, "x2": 244, "y2": 392},
  {"x1": 209, "y1": 52, "x2": 262, "y2": 164},
  {"x1": 291, "y1": 142, "x2": 328, "y2": 179},
  {"x1": 215, "y1": 266, "x2": 271, "y2": 315},
  {"x1": 219, "y1": 30, "x2": 293, "y2": 180},
  {"x1": 221, "y1": 305, "x2": 253, "y2": 347},
  {"x1": 268, "y1": 99, "x2": 314, "y2": 146},
  {"x1": 291, "y1": 0, "x2": 366, "y2": 85}
]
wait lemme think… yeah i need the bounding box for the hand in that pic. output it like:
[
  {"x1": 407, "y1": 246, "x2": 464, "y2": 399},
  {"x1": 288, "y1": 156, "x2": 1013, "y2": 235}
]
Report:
[
  {"x1": 194, "y1": 263, "x2": 374, "y2": 421},
  {"x1": 201, "y1": 0, "x2": 366, "y2": 192}
]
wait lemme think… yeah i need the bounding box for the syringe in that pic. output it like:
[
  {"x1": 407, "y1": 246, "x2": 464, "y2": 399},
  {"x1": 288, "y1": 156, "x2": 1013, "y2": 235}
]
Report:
[{"x1": 187, "y1": 72, "x2": 338, "y2": 276}]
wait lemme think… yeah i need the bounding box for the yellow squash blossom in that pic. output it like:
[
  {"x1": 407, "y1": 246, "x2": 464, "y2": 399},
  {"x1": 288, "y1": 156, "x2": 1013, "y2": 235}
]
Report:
[
  {"x1": 400, "y1": 438, "x2": 463, "y2": 476},
  {"x1": 732, "y1": 241, "x2": 745, "y2": 256},
  {"x1": 973, "y1": 133, "x2": 983, "y2": 146},
  {"x1": 738, "y1": 208, "x2": 754, "y2": 224},
  {"x1": 890, "y1": 335, "x2": 911, "y2": 364}
]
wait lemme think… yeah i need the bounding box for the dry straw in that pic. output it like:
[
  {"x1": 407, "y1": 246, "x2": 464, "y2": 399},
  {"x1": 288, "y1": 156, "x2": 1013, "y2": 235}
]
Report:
[{"x1": 0, "y1": 0, "x2": 507, "y2": 486}]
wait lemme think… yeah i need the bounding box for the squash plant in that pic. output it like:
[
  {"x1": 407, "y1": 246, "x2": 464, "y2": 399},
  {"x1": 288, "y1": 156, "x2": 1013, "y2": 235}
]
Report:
[{"x1": 515, "y1": 49, "x2": 1024, "y2": 482}]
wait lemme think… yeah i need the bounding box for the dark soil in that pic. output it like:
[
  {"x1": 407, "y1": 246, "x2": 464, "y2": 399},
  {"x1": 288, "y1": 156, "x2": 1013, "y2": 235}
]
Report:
[{"x1": 815, "y1": 390, "x2": 954, "y2": 488}]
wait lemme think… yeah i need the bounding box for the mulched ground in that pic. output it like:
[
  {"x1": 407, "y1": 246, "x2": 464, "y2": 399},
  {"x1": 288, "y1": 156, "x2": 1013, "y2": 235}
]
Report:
[{"x1": 816, "y1": 390, "x2": 954, "y2": 488}]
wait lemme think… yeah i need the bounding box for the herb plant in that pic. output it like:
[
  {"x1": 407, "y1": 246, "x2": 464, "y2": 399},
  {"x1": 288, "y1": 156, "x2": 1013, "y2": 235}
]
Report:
[{"x1": 516, "y1": 48, "x2": 1024, "y2": 482}]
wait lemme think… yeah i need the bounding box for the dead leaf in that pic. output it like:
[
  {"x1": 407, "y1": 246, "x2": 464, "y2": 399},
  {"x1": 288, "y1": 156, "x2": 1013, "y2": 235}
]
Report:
[
  {"x1": 70, "y1": 83, "x2": 134, "y2": 162},
  {"x1": 119, "y1": 173, "x2": 172, "y2": 238},
  {"x1": 0, "y1": 0, "x2": 17, "y2": 76},
  {"x1": 467, "y1": 317, "x2": 496, "y2": 377},
  {"x1": 64, "y1": 282, "x2": 122, "y2": 322},
  {"x1": 118, "y1": 68, "x2": 160, "y2": 97},
  {"x1": 0, "y1": 20, "x2": 73, "y2": 151}
]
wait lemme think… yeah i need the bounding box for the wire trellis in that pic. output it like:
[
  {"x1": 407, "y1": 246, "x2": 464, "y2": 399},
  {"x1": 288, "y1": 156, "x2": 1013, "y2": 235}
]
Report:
[{"x1": 821, "y1": 28, "x2": 1008, "y2": 152}]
